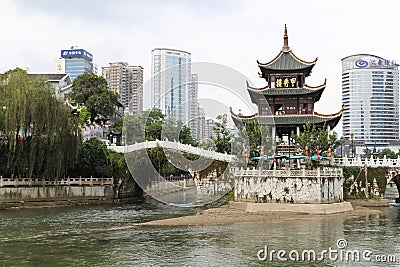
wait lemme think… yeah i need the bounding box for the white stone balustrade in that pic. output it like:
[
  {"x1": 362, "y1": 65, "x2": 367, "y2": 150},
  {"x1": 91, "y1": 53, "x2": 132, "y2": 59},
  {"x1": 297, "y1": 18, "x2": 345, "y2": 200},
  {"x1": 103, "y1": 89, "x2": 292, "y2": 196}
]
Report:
[
  {"x1": 235, "y1": 167, "x2": 343, "y2": 178},
  {"x1": 333, "y1": 155, "x2": 400, "y2": 167},
  {"x1": 108, "y1": 140, "x2": 238, "y2": 163},
  {"x1": 0, "y1": 177, "x2": 113, "y2": 187}
]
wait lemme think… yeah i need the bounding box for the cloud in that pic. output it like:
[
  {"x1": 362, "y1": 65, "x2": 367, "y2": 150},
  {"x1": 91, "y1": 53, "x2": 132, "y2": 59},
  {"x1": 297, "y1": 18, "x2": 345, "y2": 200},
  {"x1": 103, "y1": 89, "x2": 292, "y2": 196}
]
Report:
[{"x1": 2, "y1": 0, "x2": 400, "y2": 136}]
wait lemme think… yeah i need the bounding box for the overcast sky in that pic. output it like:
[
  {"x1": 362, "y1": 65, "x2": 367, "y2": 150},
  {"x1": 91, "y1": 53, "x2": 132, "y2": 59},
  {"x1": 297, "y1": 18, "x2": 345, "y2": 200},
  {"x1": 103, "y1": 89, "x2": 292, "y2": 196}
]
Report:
[{"x1": 1, "y1": 0, "x2": 399, "y2": 134}]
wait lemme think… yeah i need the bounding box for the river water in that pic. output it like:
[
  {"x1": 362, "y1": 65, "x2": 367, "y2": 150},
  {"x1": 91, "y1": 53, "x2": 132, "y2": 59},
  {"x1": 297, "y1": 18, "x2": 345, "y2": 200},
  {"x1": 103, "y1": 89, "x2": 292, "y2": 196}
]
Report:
[{"x1": 0, "y1": 188, "x2": 399, "y2": 267}]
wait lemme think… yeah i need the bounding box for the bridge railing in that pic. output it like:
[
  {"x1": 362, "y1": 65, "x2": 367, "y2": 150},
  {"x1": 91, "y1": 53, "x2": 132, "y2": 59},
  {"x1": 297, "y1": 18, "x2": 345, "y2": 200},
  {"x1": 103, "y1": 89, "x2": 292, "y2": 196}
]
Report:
[
  {"x1": 109, "y1": 140, "x2": 238, "y2": 163},
  {"x1": 0, "y1": 177, "x2": 113, "y2": 187}
]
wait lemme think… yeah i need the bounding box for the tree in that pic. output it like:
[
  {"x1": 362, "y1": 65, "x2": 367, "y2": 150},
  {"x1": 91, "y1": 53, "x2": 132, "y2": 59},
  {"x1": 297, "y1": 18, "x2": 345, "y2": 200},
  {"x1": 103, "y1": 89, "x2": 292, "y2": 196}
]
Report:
[
  {"x1": 69, "y1": 73, "x2": 119, "y2": 122},
  {"x1": 292, "y1": 122, "x2": 341, "y2": 156},
  {"x1": 242, "y1": 119, "x2": 271, "y2": 158},
  {"x1": 70, "y1": 138, "x2": 112, "y2": 177},
  {"x1": 142, "y1": 108, "x2": 196, "y2": 145},
  {"x1": 76, "y1": 105, "x2": 91, "y2": 126},
  {"x1": 378, "y1": 148, "x2": 397, "y2": 159},
  {"x1": 0, "y1": 68, "x2": 80, "y2": 179},
  {"x1": 144, "y1": 108, "x2": 164, "y2": 141},
  {"x1": 212, "y1": 114, "x2": 232, "y2": 153},
  {"x1": 179, "y1": 125, "x2": 197, "y2": 146}
]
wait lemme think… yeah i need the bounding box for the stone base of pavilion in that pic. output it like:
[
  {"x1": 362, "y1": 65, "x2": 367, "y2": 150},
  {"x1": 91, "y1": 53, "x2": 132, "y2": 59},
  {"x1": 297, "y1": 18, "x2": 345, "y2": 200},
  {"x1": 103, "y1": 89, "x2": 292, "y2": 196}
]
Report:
[
  {"x1": 234, "y1": 167, "x2": 344, "y2": 204},
  {"x1": 228, "y1": 201, "x2": 353, "y2": 215}
]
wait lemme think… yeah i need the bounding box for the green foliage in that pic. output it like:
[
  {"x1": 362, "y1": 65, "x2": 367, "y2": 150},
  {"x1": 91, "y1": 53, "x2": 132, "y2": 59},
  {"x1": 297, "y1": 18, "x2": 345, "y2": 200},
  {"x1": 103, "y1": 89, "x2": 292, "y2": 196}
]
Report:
[
  {"x1": 143, "y1": 108, "x2": 164, "y2": 141},
  {"x1": 343, "y1": 166, "x2": 387, "y2": 199},
  {"x1": 123, "y1": 108, "x2": 197, "y2": 177},
  {"x1": 69, "y1": 73, "x2": 119, "y2": 122},
  {"x1": 242, "y1": 119, "x2": 271, "y2": 157},
  {"x1": 77, "y1": 105, "x2": 91, "y2": 126},
  {"x1": 204, "y1": 188, "x2": 234, "y2": 208},
  {"x1": 292, "y1": 122, "x2": 341, "y2": 156},
  {"x1": 363, "y1": 147, "x2": 400, "y2": 159},
  {"x1": 230, "y1": 118, "x2": 272, "y2": 168},
  {"x1": 377, "y1": 148, "x2": 397, "y2": 159},
  {"x1": 0, "y1": 68, "x2": 80, "y2": 179},
  {"x1": 211, "y1": 114, "x2": 232, "y2": 153},
  {"x1": 109, "y1": 118, "x2": 124, "y2": 133},
  {"x1": 178, "y1": 125, "x2": 197, "y2": 146},
  {"x1": 70, "y1": 138, "x2": 112, "y2": 177}
]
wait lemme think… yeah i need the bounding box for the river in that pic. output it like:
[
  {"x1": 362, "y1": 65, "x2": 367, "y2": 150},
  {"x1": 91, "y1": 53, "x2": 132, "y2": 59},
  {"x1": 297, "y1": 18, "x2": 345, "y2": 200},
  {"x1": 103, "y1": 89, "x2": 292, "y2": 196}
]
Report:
[{"x1": 0, "y1": 187, "x2": 399, "y2": 267}]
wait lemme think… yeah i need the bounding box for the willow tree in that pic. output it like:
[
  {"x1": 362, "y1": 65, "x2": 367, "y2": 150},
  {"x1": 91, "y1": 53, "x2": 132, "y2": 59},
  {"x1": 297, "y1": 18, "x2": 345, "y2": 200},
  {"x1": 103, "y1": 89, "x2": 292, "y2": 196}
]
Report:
[{"x1": 0, "y1": 68, "x2": 81, "y2": 179}]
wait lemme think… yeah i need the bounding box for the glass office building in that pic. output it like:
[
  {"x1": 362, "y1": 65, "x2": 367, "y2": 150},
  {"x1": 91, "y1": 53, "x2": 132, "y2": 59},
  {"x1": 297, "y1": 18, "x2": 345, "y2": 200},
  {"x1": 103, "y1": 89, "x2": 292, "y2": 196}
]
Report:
[
  {"x1": 61, "y1": 48, "x2": 94, "y2": 80},
  {"x1": 342, "y1": 54, "x2": 399, "y2": 148},
  {"x1": 151, "y1": 48, "x2": 191, "y2": 123}
]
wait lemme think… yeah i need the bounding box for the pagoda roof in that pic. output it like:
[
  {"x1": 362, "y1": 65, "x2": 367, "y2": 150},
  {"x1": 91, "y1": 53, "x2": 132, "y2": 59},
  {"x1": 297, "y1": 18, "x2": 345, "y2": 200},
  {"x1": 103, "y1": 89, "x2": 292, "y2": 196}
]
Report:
[
  {"x1": 257, "y1": 51, "x2": 317, "y2": 73},
  {"x1": 257, "y1": 25, "x2": 317, "y2": 76},
  {"x1": 246, "y1": 79, "x2": 326, "y2": 102},
  {"x1": 230, "y1": 106, "x2": 343, "y2": 129}
]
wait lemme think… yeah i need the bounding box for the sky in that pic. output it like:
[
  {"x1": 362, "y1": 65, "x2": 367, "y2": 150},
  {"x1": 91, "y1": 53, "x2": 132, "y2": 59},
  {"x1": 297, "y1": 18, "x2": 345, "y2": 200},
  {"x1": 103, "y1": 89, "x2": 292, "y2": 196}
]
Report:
[{"x1": 1, "y1": 0, "x2": 399, "y2": 134}]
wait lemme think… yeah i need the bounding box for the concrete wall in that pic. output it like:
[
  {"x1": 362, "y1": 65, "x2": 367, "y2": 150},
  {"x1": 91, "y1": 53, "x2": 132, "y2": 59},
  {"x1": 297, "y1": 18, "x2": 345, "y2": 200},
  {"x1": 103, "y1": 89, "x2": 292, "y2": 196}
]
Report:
[
  {"x1": 235, "y1": 175, "x2": 343, "y2": 204},
  {"x1": 0, "y1": 185, "x2": 113, "y2": 202}
]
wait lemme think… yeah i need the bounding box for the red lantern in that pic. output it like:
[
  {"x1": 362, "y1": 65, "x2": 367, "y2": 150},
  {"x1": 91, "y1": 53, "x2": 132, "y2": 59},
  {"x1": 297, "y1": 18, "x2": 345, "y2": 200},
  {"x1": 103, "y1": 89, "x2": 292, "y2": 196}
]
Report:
[
  {"x1": 305, "y1": 146, "x2": 309, "y2": 160},
  {"x1": 261, "y1": 145, "x2": 264, "y2": 162},
  {"x1": 328, "y1": 148, "x2": 332, "y2": 162}
]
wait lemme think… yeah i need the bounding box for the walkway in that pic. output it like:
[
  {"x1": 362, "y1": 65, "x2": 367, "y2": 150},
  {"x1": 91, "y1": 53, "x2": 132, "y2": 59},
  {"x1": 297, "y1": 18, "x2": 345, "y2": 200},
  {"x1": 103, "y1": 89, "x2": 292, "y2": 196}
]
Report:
[{"x1": 108, "y1": 140, "x2": 238, "y2": 163}]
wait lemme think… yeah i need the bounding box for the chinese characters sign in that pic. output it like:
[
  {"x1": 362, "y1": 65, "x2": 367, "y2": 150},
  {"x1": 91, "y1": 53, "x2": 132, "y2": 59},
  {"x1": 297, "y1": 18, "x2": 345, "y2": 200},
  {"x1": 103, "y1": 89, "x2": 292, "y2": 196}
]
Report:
[
  {"x1": 61, "y1": 49, "x2": 93, "y2": 61},
  {"x1": 354, "y1": 58, "x2": 396, "y2": 69},
  {"x1": 275, "y1": 77, "x2": 297, "y2": 88}
]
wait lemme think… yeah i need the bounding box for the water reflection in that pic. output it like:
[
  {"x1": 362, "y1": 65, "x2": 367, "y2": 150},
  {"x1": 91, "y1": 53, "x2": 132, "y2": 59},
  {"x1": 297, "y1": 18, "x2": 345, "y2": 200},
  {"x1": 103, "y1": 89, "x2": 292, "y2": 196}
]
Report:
[{"x1": 0, "y1": 190, "x2": 398, "y2": 266}]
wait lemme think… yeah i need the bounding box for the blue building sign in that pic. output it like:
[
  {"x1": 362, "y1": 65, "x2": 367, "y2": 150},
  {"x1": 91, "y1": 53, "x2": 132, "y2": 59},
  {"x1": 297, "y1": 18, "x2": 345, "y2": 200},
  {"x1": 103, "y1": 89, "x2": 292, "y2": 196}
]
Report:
[
  {"x1": 354, "y1": 58, "x2": 396, "y2": 69},
  {"x1": 61, "y1": 49, "x2": 93, "y2": 61}
]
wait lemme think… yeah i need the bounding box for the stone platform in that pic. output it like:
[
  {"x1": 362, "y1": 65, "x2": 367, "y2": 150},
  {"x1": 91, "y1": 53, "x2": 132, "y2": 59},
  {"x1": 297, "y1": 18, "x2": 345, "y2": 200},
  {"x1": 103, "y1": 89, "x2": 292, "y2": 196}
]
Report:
[
  {"x1": 234, "y1": 168, "x2": 343, "y2": 204},
  {"x1": 229, "y1": 201, "x2": 353, "y2": 215}
]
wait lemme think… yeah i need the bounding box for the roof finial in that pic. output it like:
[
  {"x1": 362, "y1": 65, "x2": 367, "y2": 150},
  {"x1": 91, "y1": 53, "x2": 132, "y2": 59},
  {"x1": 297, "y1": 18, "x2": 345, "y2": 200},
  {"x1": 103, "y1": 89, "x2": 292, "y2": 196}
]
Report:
[{"x1": 283, "y1": 24, "x2": 289, "y2": 51}]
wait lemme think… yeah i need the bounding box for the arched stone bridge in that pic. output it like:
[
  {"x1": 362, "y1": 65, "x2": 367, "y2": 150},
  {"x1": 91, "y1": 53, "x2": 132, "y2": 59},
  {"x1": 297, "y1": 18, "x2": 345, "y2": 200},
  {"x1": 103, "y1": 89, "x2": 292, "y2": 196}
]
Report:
[{"x1": 107, "y1": 140, "x2": 238, "y2": 163}]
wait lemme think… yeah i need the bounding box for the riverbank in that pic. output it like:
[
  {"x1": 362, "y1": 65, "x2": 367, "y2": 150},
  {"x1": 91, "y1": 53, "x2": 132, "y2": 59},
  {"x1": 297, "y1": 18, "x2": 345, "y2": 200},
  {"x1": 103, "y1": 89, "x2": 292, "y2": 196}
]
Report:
[
  {"x1": 0, "y1": 183, "x2": 115, "y2": 209},
  {"x1": 141, "y1": 201, "x2": 384, "y2": 226},
  {"x1": 0, "y1": 197, "x2": 114, "y2": 210}
]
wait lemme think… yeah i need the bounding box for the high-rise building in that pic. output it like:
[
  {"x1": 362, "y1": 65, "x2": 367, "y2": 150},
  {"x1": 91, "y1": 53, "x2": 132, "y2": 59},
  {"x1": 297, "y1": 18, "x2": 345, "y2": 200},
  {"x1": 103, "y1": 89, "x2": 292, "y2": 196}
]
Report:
[
  {"x1": 205, "y1": 119, "x2": 217, "y2": 139},
  {"x1": 198, "y1": 107, "x2": 206, "y2": 140},
  {"x1": 102, "y1": 62, "x2": 143, "y2": 114},
  {"x1": 342, "y1": 54, "x2": 399, "y2": 149},
  {"x1": 60, "y1": 48, "x2": 94, "y2": 80},
  {"x1": 188, "y1": 74, "x2": 200, "y2": 140},
  {"x1": 151, "y1": 48, "x2": 191, "y2": 123}
]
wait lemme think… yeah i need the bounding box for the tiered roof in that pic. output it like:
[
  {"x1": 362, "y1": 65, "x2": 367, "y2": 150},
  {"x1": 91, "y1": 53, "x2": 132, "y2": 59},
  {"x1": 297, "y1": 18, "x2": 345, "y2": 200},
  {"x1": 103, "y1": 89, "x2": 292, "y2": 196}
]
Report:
[
  {"x1": 231, "y1": 25, "x2": 343, "y2": 131},
  {"x1": 246, "y1": 79, "x2": 326, "y2": 103},
  {"x1": 230, "y1": 107, "x2": 344, "y2": 129},
  {"x1": 257, "y1": 25, "x2": 318, "y2": 78}
]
